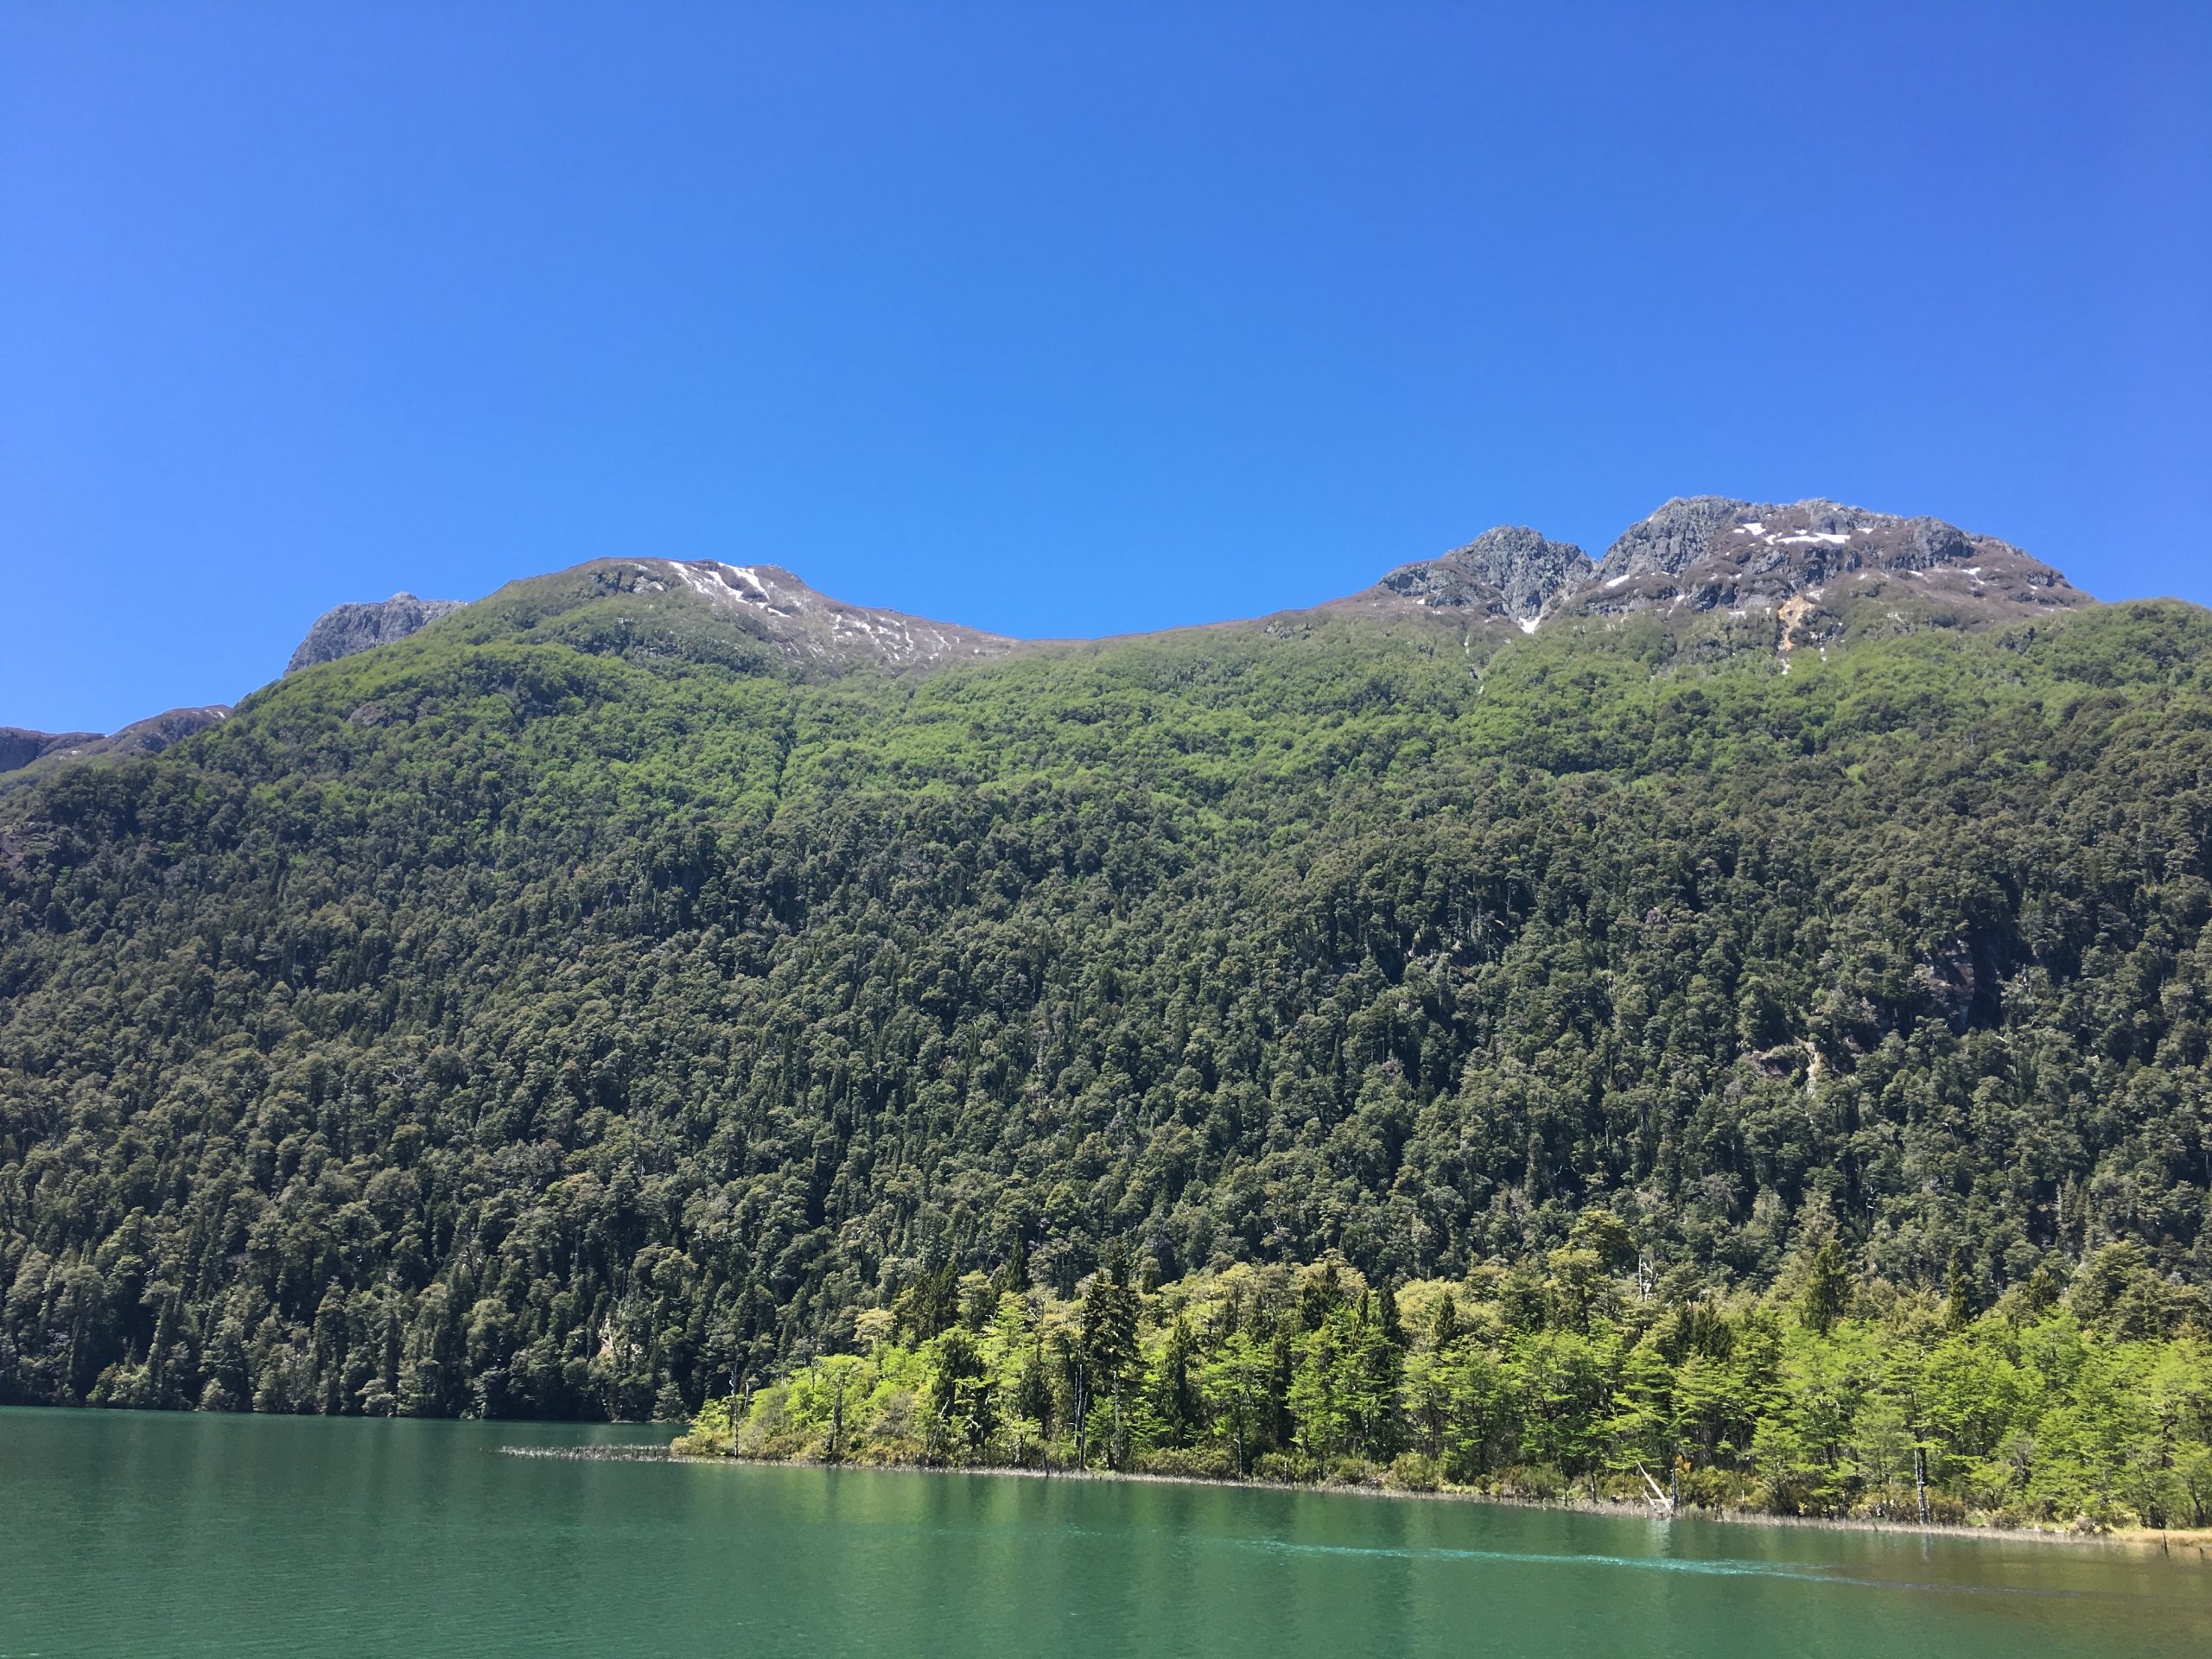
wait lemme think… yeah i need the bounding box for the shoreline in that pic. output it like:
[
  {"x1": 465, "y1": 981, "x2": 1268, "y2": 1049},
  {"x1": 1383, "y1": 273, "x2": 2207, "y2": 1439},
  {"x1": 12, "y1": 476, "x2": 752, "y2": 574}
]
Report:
[{"x1": 520, "y1": 1443, "x2": 2212, "y2": 1557}]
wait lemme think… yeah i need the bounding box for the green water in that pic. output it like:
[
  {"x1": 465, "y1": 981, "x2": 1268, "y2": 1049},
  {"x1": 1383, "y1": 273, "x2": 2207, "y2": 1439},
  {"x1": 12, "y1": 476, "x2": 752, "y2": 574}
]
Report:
[{"x1": 2, "y1": 1408, "x2": 2206, "y2": 1657}]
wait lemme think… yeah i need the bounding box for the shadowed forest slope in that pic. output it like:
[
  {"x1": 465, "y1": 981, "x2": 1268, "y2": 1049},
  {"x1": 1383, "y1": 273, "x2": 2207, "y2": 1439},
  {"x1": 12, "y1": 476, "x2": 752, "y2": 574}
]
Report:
[{"x1": 3, "y1": 576, "x2": 2210, "y2": 1420}]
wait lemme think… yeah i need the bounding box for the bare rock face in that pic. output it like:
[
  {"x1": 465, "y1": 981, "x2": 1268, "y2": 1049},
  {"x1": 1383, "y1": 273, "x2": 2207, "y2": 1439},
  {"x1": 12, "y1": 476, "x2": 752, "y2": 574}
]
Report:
[
  {"x1": 1338, "y1": 526, "x2": 1594, "y2": 630},
  {"x1": 1330, "y1": 496, "x2": 2088, "y2": 648},
  {"x1": 1571, "y1": 497, "x2": 2083, "y2": 632},
  {"x1": 287, "y1": 593, "x2": 464, "y2": 673},
  {"x1": 1594, "y1": 496, "x2": 1767, "y2": 585},
  {"x1": 0, "y1": 728, "x2": 101, "y2": 774}
]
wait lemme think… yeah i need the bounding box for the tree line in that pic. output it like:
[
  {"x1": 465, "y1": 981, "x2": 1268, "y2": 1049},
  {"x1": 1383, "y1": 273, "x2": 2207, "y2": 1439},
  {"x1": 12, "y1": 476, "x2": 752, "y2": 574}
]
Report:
[{"x1": 678, "y1": 1234, "x2": 2212, "y2": 1531}]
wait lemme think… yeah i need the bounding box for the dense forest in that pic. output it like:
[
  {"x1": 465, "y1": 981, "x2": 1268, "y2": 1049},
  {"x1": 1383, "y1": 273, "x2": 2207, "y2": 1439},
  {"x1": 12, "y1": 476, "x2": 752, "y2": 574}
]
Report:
[
  {"x1": 3, "y1": 572, "x2": 2211, "y2": 1440},
  {"x1": 674, "y1": 1238, "x2": 2212, "y2": 1529}
]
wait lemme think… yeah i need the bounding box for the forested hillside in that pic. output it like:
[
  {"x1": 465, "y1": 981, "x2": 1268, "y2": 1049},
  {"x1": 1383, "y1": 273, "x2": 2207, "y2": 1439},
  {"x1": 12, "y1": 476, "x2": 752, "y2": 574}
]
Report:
[
  {"x1": 676, "y1": 1242, "x2": 2212, "y2": 1529},
  {"x1": 3, "y1": 552, "x2": 2210, "y2": 1425}
]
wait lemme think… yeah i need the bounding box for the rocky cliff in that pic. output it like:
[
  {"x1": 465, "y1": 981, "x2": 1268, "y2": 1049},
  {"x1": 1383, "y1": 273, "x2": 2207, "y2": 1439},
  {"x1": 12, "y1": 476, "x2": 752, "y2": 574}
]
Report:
[
  {"x1": 1338, "y1": 526, "x2": 1594, "y2": 630},
  {"x1": 287, "y1": 593, "x2": 464, "y2": 673},
  {"x1": 1339, "y1": 496, "x2": 2088, "y2": 647}
]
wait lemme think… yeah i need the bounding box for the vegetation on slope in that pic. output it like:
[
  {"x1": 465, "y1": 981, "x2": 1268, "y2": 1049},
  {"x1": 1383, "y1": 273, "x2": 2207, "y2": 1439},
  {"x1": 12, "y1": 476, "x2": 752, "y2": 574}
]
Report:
[
  {"x1": 3, "y1": 592, "x2": 2210, "y2": 1427},
  {"x1": 675, "y1": 1235, "x2": 2212, "y2": 1530}
]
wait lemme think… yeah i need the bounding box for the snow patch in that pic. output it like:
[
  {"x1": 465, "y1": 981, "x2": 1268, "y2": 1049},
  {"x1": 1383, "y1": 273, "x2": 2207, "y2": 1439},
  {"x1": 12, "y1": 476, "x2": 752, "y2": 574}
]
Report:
[
  {"x1": 1518, "y1": 617, "x2": 1540, "y2": 634},
  {"x1": 665, "y1": 562, "x2": 722, "y2": 600}
]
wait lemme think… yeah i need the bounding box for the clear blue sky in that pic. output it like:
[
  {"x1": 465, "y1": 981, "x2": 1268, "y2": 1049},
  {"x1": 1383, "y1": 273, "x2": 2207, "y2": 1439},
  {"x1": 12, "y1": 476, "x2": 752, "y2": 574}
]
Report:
[{"x1": 3, "y1": 3, "x2": 2208, "y2": 733}]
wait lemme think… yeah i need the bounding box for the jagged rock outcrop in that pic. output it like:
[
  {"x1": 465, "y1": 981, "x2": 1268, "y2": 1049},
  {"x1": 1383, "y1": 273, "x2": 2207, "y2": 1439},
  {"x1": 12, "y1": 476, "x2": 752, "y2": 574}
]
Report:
[
  {"x1": 1343, "y1": 497, "x2": 2089, "y2": 647},
  {"x1": 1337, "y1": 527, "x2": 1593, "y2": 630},
  {"x1": 1571, "y1": 497, "x2": 2083, "y2": 633},
  {"x1": 288, "y1": 593, "x2": 464, "y2": 673}
]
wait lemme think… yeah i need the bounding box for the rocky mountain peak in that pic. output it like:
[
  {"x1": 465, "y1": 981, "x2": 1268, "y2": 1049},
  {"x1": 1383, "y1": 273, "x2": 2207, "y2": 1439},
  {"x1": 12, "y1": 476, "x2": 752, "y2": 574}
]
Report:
[
  {"x1": 642, "y1": 558, "x2": 1017, "y2": 669},
  {"x1": 1337, "y1": 495, "x2": 2088, "y2": 644},
  {"x1": 494, "y1": 558, "x2": 1020, "y2": 675},
  {"x1": 1344, "y1": 526, "x2": 1593, "y2": 628},
  {"x1": 288, "y1": 593, "x2": 464, "y2": 674},
  {"x1": 1387, "y1": 527, "x2": 1593, "y2": 620},
  {"x1": 1596, "y1": 496, "x2": 1772, "y2": 582},
  {"x1": 1573, "y1": 496, "x2": 2082, "y2": 630},
  {"x1": 1595, "y1": 496, "x2": 1977, "y2": 582}
]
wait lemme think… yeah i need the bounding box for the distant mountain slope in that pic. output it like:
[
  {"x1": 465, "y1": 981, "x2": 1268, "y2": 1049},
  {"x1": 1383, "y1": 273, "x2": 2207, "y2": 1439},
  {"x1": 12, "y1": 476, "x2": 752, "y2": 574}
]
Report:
[
  {"x1": 9, "y1": 494, "x2": 2207, "y2": 1429},
  {"x1": 0, "y1": 706, "x2": 230, "y2": 794},
  {"x1": 1331, "y1": 498, "x2": 2088, "y2": 651},
  {"x1": 266, "y1": 497, "x2": 2095, "y2": 692},
  {"x1": 279, "y1": 559, "x2": 1018, "y2": 686},
  {"x1": 495, "y1": 556, "x2": 1019, "y2": 673},
  {"x1": 0, "y1": 728, "x2": 102, "y2": 774}
]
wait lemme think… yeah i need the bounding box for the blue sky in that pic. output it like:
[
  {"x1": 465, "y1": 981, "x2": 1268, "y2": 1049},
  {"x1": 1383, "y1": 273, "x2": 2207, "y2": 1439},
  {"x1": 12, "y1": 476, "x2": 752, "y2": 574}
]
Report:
[{"x1": 3, "y1": 2, "x2": 2208, "y2": 733}]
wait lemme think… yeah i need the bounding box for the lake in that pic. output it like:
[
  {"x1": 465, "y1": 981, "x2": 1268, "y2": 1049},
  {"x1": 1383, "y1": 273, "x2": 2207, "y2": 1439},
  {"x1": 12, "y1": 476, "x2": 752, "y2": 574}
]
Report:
[{"x1": 1, "y1": 1408, "x2": 2205, "y2": 1656}]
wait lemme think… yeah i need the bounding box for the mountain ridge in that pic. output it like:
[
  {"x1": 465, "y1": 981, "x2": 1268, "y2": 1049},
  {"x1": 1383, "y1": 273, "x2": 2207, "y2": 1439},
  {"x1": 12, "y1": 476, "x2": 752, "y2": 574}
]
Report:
[
  {"x1": 288, "y1": 593, "x2": 465, "y2": 673},
  {"x1": 10, "y1": 495, "x2": 2105, "y2": 753},
  {"x1": 1331, "y1": 496, "x2": 2087, "y2": 645},
  {"x1": 0, "y1": 706, "x2": 232, "y2": 793},
  {"x1": 271, "y1": 493, "x2": 2097, "y2": 684}
]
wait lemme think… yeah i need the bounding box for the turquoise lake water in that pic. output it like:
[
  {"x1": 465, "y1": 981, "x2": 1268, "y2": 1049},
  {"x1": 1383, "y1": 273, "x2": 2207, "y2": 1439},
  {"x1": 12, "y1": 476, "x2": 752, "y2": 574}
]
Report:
[{"x1": 2, "y1": 1408, "x2": 2207, "y2": 1656}]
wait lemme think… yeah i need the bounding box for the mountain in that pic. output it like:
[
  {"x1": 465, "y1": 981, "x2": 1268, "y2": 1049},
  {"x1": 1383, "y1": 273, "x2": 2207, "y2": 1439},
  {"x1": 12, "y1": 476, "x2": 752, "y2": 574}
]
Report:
[
  {"x1": 1332, "y1": 498, "x2": 2087, "y2": 654},
  {"x1": 288, "y1": 593, "x2": 464, "y2": 672},
  {"x1": 463, "y1": 556, "x2": 1018, "y2": 675},
  {"x1": 0, "y1": 706, "x2": 231, "y2": 794},
  {"x1": 1567, "y1": 496, "x2": 2086, "y2": 645},
  {"x1": 1332, "y1": 526, "x2": 1593, "y2": 631},
  {"x1": 3, "y1": 495, "x2": 2208, "y2": 1427},
  {"x1": 272, "y1": 499, "x2": 2086, "y2": 688},
  {"x1": 0, "y1": 728, "x2": 102, "y2": 774}
]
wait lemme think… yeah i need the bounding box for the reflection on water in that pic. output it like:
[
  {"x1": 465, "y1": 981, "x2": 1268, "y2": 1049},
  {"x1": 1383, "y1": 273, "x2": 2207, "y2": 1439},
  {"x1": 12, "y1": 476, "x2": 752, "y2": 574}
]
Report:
[{"x1": 1, "y1": 1408, "x2": 2204, "y2": 1658}]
